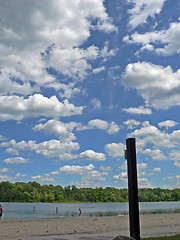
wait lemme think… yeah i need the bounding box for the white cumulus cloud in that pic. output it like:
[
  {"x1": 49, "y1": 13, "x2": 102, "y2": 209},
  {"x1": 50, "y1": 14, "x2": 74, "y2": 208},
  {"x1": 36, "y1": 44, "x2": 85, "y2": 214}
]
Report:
[
  {"x1": 0, "y1": 94, "x2": 83, "y2": 121},
  {"x1": 4, "y1": 157, "x2": 29, "y2": 164},
  {"x1": 59, "y1": 164, "x2": 95, "y2": 175},
  {"x1": 158, "y1": 120, "x2": 178, "y2": 130},
  {"x1": 0, "y1": 0, "x2": 117, "y2": 95},
  {"x1": 123, "y1": 106, "x2": 152, "y2": 115},
  {"x1": 33, "y1": 119, "x2": 80, "y2": 142},
  {"x1": 79, "y1": 150, "x2": 106, "y2": 161},
  {"x1": 122, "y1": 62, "x2": 180, "y2": 110},
  {"x1": 124, "y1": 119, "x2": 141, "y2": 129}
]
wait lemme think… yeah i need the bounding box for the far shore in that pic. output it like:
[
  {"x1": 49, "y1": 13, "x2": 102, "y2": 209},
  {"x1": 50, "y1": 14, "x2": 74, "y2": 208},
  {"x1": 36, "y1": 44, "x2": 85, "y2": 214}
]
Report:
[{"x1": 0, "y1": 213, "x2": 179, "y2": 240}]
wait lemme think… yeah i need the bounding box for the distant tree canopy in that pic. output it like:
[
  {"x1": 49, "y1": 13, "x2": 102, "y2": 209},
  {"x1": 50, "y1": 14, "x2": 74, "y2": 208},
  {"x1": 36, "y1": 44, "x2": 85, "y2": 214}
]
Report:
[{"x1": 0, "y1": 181, "x2": 179, "y2": 203}]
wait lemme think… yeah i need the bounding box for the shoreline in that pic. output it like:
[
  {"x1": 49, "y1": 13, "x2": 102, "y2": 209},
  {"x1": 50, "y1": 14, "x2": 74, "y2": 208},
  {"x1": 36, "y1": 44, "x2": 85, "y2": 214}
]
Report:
[{"x1": 0, "y1": 213, "x2": 179, "y2": 240}]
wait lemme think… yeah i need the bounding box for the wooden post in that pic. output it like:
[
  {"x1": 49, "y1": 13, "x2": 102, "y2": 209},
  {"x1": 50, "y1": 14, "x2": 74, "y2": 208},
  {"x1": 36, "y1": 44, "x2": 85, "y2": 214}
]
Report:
[{"x1": 126, "y1": 138, "x2": 140, "y2": 240}]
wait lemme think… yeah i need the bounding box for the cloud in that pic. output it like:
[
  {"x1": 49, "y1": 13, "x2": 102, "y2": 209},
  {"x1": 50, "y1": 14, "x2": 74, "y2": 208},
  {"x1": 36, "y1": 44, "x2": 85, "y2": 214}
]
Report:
[
  {"x1": 33, "y1": 119, "x2": 80, "y2": 142},
  {"x1": 169, "y1": 150, "x2": 180, "y2": 161},
  {"x1": 46, "y1": 82, "x2": 81, "y2": 99},
  {"x1": 124, "y1": 119, "x2": 141, "y2": 129},
  {"x1": 100, "y1": 166, "x2": 111, "y2": 171},
  {"x1": 154, "y1": 168, "x2": 161, "y2": 172},
  {"x1": 91, "y1": 98, "x2": 102, "y2": 110},
  {"x1": 31, "y1": 163, "x2": 108, "y2": 184},
  {"x1": 158, "y1": 120, "x2": 178, "y2": 130},
  {"x1": 0, "y1": 168, "x2": 9, "y2": 173},
  {"x1": 81, "y1": 170, "x2": 107, "y2": 181},
  {"x1": 138, "y1": 163, "x2": 148, "y2": 170},
  {"x1": 122, "y1": 62, "x2": 180, "y2": 110},
  {"x1": 174, "y1": 161, "x2": 180, "y2": 168},
  {"x1": 76, "y1": 119, "x2": 120, "y2": 134},
  {"x1": 59, "y1": 153, "x2": 78, "y2": 161},
  {"x1": 32, "y1": 174, "x2": 56, "y2": 183},
  {"x1": 137, "y1": 164, "x2": 161, "y2": 177},
  {"x1": 142, "y1": 148, "x2": 167, "y2": 160},
  {"x1": 59, "y1": 150, "x2": 106, "y2": 162},
  {"x1": 107, "y1": 122, "x2": 120, "y2": 134},
  {"x1": 105, "y1": 142, "x2": 125, "y2": 158},
  {"x1": 0, "y1": 94, "x2": 83, "y2": 121},
  {"x1": 0, "y1": 139, "x2": 80, "y2": 158},
  {"x1": 128, "y1": 0, "x2": 167, "y2": 29},
  {"x1": 100, "y1": 41, "x2": 119, "y2": 61},
  {"x1": 163, "y1": 175, "x2": 180, "y2": 187},
  {"x1": 124, "y1": 20, "x2": 180, "y2": 55},
  {"x1": 15, "y1": 173, "x2": 27, "y2": 179},
  {"x1": 0, "y1": 135, "x2": 6, "y2": 141},
  {"x1": 128, "y1": 121, "x2": 180, "y2": 163},
  {"x1": 48, "y1": 45, "x2": 98, "y2": 80},
  {"x1": 93, "y1": 66, "x2": 105, "y2": 74},
  {"x1": 79, "y1": 150, "x2": 106, "y2": 161},
  {"x1": 0, "y1": 175, "x2": 11, "y2": 182},
  {"x1": 59, "y1": 164, "x2": 95, "y2": 175},
  {"x1": 35, "y1": 140, "x2": 79, "y2": 158},
  {"x1": 4, "y1": 157, "x2": 29, "y2": 164},
  {"x1": 113, "y1": 172, "x2": 127, "y2": 181},
  {"x1": 88, "y1": 119, "x2": 109, "y2": 130},
  {"x1": 138, "y1": 178, "x2": 153, "y2": 188},
  {"x1": 118, "y1": 162, "x2": 127, "y2": 170},
  {"x1": 0, "y1": 0, "x2": 117, "y2": 95},
  {"x1": 128, "y1": 121, "x2": 171, "y2": 149},
  {"x1": 123, "y1": 106, "x2": 152, "y2": 115}
]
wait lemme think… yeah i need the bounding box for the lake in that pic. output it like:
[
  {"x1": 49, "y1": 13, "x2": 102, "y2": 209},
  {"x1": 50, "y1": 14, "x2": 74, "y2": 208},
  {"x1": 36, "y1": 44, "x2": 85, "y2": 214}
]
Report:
[{"x1": 1, "y1": 201, "x2": 180, "y2": 220}]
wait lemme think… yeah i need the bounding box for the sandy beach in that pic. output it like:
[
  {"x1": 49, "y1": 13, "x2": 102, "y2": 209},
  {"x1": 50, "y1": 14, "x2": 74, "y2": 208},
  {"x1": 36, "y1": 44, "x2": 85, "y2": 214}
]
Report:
[{"x1": 0, "y1": 213, "x2": 179, "y2": 240}]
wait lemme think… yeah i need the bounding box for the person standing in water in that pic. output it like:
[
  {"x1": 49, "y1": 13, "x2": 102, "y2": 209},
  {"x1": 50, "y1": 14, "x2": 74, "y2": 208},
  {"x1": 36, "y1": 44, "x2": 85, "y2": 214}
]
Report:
[
  {"x1": 79, "y1": 208, "x2": 82, "y2": 216},
  {"x1": 0, "y1": 205, "x2": 3, "y2": 220}
]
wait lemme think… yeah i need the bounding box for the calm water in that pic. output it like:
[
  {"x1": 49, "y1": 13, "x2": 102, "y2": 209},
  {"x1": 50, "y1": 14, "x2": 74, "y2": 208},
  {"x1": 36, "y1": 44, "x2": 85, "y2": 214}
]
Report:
[{"x1": 1, "y1": 201, "x2": 180, "y2": 220}]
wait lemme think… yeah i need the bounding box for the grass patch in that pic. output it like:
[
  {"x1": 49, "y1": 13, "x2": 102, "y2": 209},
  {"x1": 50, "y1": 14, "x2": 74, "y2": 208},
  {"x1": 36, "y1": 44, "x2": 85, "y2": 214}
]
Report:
[{"x1": 142, "y1": 234, "x2": 180, "y2": 240}]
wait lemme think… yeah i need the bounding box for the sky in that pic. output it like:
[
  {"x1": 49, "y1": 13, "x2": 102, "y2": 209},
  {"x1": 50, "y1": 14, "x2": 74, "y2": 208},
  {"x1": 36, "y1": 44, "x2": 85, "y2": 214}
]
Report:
[{"x1": 0, "y1": 0, "x2": 180, "y2": 189}]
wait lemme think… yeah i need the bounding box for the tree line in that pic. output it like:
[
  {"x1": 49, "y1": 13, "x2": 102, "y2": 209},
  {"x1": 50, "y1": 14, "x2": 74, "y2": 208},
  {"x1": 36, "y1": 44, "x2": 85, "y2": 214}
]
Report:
[{"x1": 0, "y1": 181, "x2": 179, "y2": 203}]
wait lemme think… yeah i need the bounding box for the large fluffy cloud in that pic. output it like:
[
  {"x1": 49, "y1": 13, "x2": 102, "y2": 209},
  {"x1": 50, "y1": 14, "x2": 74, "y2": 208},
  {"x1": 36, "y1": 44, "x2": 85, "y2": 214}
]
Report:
[
  {"x1": 128, "y1": 121, "x2": 180, "y2": 161},
  {"x1": 0, "y1": 0, "x2": 117, "y2": 95},
  {"x1": 0, "y1": 94, "x2": 83, "y2": 121},
  {"x1": 122, "y1": 62, "x2": 180, "y2": 110}
]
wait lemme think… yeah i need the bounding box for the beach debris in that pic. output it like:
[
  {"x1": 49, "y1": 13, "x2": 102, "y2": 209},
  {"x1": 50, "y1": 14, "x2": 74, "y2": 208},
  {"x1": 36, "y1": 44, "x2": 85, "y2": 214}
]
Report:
[{"x1": 112, "y1": 236, "x2": 135, "y2": 240}]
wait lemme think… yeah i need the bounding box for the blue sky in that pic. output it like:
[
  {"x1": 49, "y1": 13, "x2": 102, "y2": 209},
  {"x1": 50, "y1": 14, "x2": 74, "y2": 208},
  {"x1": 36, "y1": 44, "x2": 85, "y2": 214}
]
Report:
[{"x1": 0, "y1": 0, "x2": 180, "y2": 189}]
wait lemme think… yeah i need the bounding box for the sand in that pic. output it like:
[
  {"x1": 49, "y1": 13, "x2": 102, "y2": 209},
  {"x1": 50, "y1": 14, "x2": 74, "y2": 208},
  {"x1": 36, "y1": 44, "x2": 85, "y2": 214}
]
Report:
[{"x1": 0, "y1": 213, "x2": 179, "y2": 240}]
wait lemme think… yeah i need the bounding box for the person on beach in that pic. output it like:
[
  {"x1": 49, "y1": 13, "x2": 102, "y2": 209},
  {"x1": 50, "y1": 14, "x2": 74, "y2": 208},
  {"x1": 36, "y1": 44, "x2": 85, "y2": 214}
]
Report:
[{"x1": 0, "y1": 205, "x2": 3, "y2": 220}]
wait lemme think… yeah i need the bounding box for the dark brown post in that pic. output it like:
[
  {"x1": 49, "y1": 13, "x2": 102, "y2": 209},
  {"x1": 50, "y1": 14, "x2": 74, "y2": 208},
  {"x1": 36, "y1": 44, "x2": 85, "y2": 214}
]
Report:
[{"x1": 126, "y1": 138, "x2": 140, "y2": 240}]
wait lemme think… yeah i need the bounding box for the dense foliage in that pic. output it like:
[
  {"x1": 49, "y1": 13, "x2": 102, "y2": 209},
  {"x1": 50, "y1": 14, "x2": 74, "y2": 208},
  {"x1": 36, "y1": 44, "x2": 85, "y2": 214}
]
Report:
[{"x1": 0, "y1": 181, "x2": 179, "y2": 203}]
